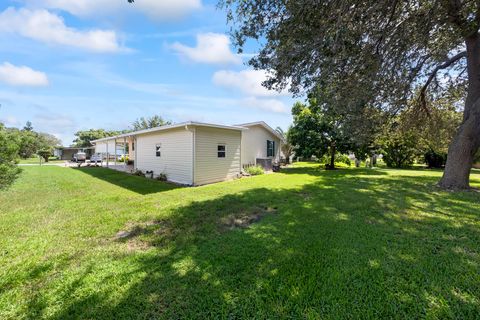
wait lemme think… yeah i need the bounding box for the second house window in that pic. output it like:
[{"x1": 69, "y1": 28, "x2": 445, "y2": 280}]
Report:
[
  {"x1": 218, "y1": 144, "x2": 226, "y2": 158},
  {"x1": 156, "y1": 144, "x2": 161, "y2": 157},
  {"x1": 267, "y1": 140, "x2": 275, "y2": 157}
]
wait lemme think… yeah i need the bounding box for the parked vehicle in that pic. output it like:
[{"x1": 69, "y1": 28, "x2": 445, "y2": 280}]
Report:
[
  {"x1": 90, "y1": 153, "x2": 103, "y2": 163},
  {"x1": 73, "y1": 152, "x2": 86, "y2": 163}
]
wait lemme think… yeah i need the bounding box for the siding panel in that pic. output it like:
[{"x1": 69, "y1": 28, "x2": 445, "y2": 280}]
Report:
[
  {"x1": 241, "y1": 125, "x2": 281, "y2": 166},
  {"x1": 136, "y1": 128, "x2": 193, "y2": 185},
  {"x1": 94, "y1": 141, "x2": 115, "y2": 154},
  {"x1": 194, "y1": 127, "x2": 241, "y2": 185}
]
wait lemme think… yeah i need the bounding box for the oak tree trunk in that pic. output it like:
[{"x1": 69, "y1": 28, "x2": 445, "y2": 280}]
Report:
[
  {"x1": 330, "y1": 142, "x2": 336, "y2": 169},
  {"x1": 439, "y1": 34, "x2": 480, "y2": 189}
]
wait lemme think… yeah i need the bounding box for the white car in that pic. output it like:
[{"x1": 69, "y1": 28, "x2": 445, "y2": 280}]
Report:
[
  {"x1": 90, "y1": 153, "x2": 103, "y2": 163},
  {"x1": 73, "y1": 152, "x2": 86, "y2": 163}
]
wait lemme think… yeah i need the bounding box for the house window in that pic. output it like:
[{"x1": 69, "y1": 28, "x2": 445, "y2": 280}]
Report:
[
  {"x1": 267, "y1": 140, "x2": 275, "y2": 157},
  {"x1": 132, "y1": 142, "x2": 135, "y2": 151},
  {"x1": 155, "y1": 144, "x2": 161, "y2": 157},
  {"x1": 218, "y1": 144, "x2": 226, "y2": 158}
]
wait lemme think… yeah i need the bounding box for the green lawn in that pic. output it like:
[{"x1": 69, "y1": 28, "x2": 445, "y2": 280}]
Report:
[
  {"x1": 18, "y1": 157, "x2": 65, "y2": 165},
  {"x1": 1, "y1": 163, "x2": 479, "y2": 319}
]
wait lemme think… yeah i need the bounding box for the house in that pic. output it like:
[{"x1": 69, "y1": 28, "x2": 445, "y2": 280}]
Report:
[
  {"x1": 91, "y1": 121, "x2": 284, "y2": 186},
  {"x1": 236, "y1": 121, "x2": 284, "y2": 170}
]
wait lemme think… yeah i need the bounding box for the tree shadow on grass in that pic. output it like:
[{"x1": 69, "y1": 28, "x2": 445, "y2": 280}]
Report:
[
  {"x1": 25, "y1": 169, "x2": 480, "y2": 319},
  {"x1": 73, "y1": 167, "x2": 180, "y2": 195},
  {"x1": 281, "y1": 164, "x2": 390, "y2": 178}
]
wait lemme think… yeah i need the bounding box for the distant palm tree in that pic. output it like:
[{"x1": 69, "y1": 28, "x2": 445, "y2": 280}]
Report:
[{"x1": 275, "y1": 126, "x2": 294, "y2": 164}]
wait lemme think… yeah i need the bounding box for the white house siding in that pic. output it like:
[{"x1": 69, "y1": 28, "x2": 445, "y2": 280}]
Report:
[
  {"x1": 240, "y1": 125, "x2": 281, "y2": 166},
  {"x1": 135, "y1": 128, "x2": 193, "y2": 185},
  {"x1": 94, "y1": 140, "x2": 116, "y2": 154},
  {"x1": 194, "y1": 127, "x2": 241, "y2": 185}
]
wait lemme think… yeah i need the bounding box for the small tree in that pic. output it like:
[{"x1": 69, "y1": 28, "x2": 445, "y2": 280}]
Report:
[
  {"x1": 36, "y1": 133, "x2": 61, "y2": 162},
  {"x1": 23, "y1": 121, "x2": 33, "y2": 132},
  {"x1": 289, "y1": 98, "x2": 352, "y2": 169}
]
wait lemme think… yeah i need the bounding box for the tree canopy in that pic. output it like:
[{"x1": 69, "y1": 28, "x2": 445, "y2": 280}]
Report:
[
  {"x1": 73, "y1": 129, "x2": 124, "y2": 147},
  {"x1": 131, "y1": 115, "x2": 171, "y2": 131},
  {"x1": 221, "y1": 0, "x2": 480, "y2": 189}
]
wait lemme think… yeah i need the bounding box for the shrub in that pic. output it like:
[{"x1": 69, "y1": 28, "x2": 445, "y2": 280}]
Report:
[
  {"x1": 335, "y1": 153, "x2": 351, "y2": 166},
  {"x1": 156, "y1": 172, "x2": 168, "y2": 181},
  {"x1": 381, "y1": 134, "x2": 416, "y2": 168},
  {"x1": 245, "y1": 165, "x2": 264, "y2": 175},
  {"x1": 133, "y1": 170, "x2": 144, "y2": 176},
  {"x1": 318, "y1": 153, "x2": 351, "y2": 167},
  {"x1": 0, "y1": 124, "x2": 21, "y2": 189},
  {"x1": 424, "y1": 149, "x2": 447, "y2": 168},
  {"x1": 0, "y1": 164, "x2": 21, "y2": 190}
]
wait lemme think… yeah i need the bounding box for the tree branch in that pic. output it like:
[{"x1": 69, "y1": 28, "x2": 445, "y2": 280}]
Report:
[
  {"x1": 375, "y1": 0, "x2": 399, "y2": 54},
  {"x1": 418, "y1": 51, "x2": 467, "y2": 111}
]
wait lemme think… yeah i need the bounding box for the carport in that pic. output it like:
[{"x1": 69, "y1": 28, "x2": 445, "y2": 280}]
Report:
[{"x1": 91, "y1": 135, "x2": 135, "y2": 172}]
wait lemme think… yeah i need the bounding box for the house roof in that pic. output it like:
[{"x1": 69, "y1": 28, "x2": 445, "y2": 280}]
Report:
[
  {"x1": 55, "y1": 146, "x2": 95, "y2": 150},
  {"x1": 91, "y1": 121, "x2": 247, "y2": 143},
  {"x1": 234, "y1": 121, "x2": 285, "y2": 142}
]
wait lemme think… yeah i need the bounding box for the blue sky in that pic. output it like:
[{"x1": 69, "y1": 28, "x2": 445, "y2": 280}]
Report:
[{"x1": 0, "y1": 0, "x2": 296, "y2": 145}]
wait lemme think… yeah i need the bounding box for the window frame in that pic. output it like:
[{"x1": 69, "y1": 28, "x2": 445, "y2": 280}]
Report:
[
  {"x1": 267, "y1": 140, "x2": 275, "y2": 157},
  {"x1": 217, "y1": 144, "x2": 226, "y2": 158},
  {"x1": 155, "y1": 143, "x2": 161, "y2": 157}
]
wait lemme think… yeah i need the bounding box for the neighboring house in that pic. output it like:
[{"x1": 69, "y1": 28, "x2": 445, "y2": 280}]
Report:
[
  {"x1": 91, "y1": 120, "x2": 283, "y2": 186},
  {"x1": 54, "y1": 147, "x2": 94, "y2": 160},
  {"x1": 236, "y1": 121, "x2": 284, "y2": 168},
  {"x1": 92, "y1": 122, "x2": 244, "y2": 186}
]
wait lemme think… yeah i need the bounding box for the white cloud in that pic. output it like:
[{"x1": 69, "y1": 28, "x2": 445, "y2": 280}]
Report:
[
  {"x1": 34, "y1": 113, "x2": 76, "y2": 132},
  {"x1": 0, "y1": 62, "x2": 49, "y2": 87},
  {"x1": 171, "y1": 33, "x2": 241, "y2": 65},
  {"x1": 0, "y1": 115, "x2": 21, "y2": 127},
  {"x1": 212, "y1": 69, "x2": 287, "y2": 97},
  {"x1": 0, "y1": 7, "x2": 126, "y2": 53},
  {"x1": 242, "y1": 97, "x2": 288, "y2": 114},
  {"x1": 22, "y1": 0, "x2": 202, "y2": 20}
]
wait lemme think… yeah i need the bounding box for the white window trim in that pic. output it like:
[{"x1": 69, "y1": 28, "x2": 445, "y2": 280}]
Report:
[{"x1": 156, "y1": 143, "x2": 162, "y2": 157}]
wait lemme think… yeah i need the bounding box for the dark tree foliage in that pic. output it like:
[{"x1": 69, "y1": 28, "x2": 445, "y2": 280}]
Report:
[
  {"x1": 0, "y1": 123, "x2": 21, "y2": 189},
  {"x1": 425, "y1": 149, "x2": 448, "y2": 168},
  {"x1": 221, "y1": 0, "x2": 480, "y2": 189}
]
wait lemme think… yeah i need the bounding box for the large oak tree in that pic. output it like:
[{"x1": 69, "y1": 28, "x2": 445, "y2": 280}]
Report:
[{"x1": 221, "y1": 0, "x2": 480, "y2": 189}]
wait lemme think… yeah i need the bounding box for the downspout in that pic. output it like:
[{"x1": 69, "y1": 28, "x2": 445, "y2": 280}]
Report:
[
  {"x1": 134, "y1": 136, "x2": 137, "y2": 171},
  {"x1": 106, "y1": 141, "x2": 109, "y2": 168},
  {"x1": 123, "y1": 137, "x2": 127, "y2": 172},
  {"x1": 239, "y1": 129, "x2": 242, "y2": 175},
  {"x1": 186, "y1": 124, "x2": 195, "y2": 186}
]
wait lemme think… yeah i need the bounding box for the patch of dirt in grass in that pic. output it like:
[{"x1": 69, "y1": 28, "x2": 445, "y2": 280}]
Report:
[
  {"x1": 116, "y1": 205, "x2": 280, "y2": 251},
  {"x1": 221, "y1": 206, "x2": 278, "y2": 230},
  {"x1": 115, "y1": 220, "x2": 172, "y2": 251}
]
